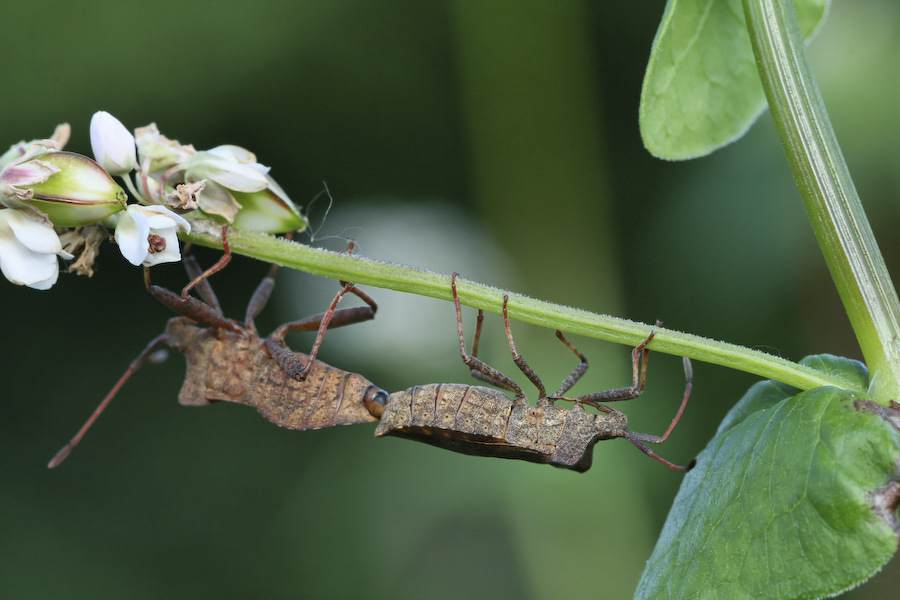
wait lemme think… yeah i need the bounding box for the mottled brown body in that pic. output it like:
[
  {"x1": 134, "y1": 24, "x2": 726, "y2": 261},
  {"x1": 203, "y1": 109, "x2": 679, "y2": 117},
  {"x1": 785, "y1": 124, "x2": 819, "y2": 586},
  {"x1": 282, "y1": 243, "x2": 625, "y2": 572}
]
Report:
[
  {"x1": 375, "y1": 383, "x2": 627, "y2": 472},
  {"x1": 48, "y1": 239, "x2": 387, "y2": 468},
  {"x1": 167, "y1": 318, "x2": 382, "y2": 430},
  {"x1": 368, "y1": 273, "x2": 694, "y2": 473}
]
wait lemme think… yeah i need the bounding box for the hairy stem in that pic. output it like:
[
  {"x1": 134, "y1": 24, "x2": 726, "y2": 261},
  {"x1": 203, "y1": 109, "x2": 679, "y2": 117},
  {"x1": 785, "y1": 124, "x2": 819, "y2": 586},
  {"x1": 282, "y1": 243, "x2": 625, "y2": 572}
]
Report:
[{"x1": 182, "y1": 216, "x2": 862, "y2": 393}]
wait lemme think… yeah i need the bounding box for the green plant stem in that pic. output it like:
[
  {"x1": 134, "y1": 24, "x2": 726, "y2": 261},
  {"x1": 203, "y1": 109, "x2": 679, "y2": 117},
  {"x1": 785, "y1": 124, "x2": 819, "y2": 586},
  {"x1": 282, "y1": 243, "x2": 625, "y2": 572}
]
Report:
[
  {"x1": 182, "y1": 215, "x2": 861, "y2": 393},
  {"x1": 743, "y1": 0, "x2": 900, "y2": 400}
]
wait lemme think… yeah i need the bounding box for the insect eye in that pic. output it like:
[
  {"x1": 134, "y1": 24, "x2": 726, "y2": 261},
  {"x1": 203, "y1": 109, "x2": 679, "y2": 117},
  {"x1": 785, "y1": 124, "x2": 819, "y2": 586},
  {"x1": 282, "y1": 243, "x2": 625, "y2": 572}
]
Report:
[{"x1": 364, "y1": 387, "x2": 389, "y2": 418}]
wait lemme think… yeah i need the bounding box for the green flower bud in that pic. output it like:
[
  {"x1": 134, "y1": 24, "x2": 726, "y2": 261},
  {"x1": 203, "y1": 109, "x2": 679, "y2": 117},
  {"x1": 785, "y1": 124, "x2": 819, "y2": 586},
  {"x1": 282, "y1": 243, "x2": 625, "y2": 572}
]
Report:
[
  {"x1": 23, "y1": 152, "x2": 127, "y2": 227},
  {"x1": 231, "y1": 177, "x2": 308, "y2": 233}
]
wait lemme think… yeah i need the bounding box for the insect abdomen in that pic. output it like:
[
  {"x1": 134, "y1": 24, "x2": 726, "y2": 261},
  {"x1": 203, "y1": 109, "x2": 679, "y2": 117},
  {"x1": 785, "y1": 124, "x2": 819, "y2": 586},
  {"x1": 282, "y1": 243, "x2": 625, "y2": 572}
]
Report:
[
  {"x1": 172, "y1": 322, "x2": 380, "y2": 429},
  {"x1": 375, "y1": 383, "x2": 600, "y2": 471},
  {"x1": 251, "y1": 353, "x2": 380, "y2": 430}
]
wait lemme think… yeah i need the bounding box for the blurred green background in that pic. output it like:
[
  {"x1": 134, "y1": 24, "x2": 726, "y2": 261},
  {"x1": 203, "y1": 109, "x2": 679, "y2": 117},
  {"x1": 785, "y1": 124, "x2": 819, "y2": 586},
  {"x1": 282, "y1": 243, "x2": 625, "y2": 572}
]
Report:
[{"x1": 2, "y1": 1, "x2": 899, "y2": 598}]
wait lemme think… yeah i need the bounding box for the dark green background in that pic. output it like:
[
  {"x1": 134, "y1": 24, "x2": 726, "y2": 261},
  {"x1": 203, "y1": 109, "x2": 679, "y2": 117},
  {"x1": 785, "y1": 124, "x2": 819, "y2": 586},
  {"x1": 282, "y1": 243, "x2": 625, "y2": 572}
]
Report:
[{"x1": 2, "y1": 1, "x2": 899, "y2": 598}]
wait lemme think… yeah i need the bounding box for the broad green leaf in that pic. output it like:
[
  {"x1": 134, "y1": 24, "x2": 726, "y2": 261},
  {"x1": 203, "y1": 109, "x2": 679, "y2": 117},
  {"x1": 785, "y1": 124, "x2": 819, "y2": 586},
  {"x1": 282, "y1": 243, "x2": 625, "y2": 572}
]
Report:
[
  {"x1": 635, "y1": 355, "x2": 900, "y2": 600},
  {"x1": 640, "y1": 0, "x2": 830, "y2": 160}
]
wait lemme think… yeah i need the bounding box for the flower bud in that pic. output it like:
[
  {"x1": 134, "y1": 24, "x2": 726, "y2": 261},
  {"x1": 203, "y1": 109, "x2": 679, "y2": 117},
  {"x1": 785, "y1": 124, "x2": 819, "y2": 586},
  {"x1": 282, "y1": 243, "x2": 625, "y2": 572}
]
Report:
[
  {"x1": 90, "y1": 111, "x2": 136, "y2": 176},
  {"x1": 23, "y1": 152, "x2": 127, "y2": 227},
  {"x1": 231, "y1": 176, "x2": 308, "y2": 233}
]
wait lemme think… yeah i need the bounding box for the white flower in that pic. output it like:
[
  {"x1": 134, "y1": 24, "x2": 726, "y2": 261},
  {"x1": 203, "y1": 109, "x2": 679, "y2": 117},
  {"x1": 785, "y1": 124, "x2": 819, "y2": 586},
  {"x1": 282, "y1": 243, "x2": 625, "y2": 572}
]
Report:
[
  {"x1": 0, "y1": 208, "x2": 73, "y2": 290},
  {"x1": 90, "y1": 111, "x2": 136, "y2": 176},
  {"x1": 114, "y1": 204, "x2": 190, "y2": 267}
]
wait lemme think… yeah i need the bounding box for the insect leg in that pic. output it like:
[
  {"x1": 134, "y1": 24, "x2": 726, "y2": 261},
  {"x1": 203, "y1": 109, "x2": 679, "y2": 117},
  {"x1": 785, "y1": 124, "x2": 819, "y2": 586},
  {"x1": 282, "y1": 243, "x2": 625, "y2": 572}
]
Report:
[
  {"x1": 551, "y1": 331, "x2": 589, "y2": 397},
  {"x1": 265, "y1": 281, "x2": 377, "y2": 382},
  {"x1": 451, "y1": 273, "x2": 524, "y2": 399},
  {"x1": 624, "y1": 357, "x2": 693, "y2": 445},
  {"x1": 621, "y1": 434, "x2": 695, "y2": 472},
  {"x1": 183, "y1": 254, "x2": 223, "y2": 316},
  {"x1": 144, "y1": 267, "x2": 243, "y2": 334},
  {"x1": 244, "y1": 263, "x2": 279, "y2": 332},
  {"x1": 621, "y1": 358, "x2": 694, "y2": 472},
  {"x1": 47, "y1": 333, "x2": 169, "y2": 468},
  {"x1": 243, "y1": 233, "x2": 301, "y2": 328},
  {"x1": 501, "y1": 295, "x2": 547, "y2": 400},
  {"x1": 574, "y1": 328, "x2": 657, "y2": 408},
  {"x1": 181, "y1": 226, "x2": 231, "y2": 300}
]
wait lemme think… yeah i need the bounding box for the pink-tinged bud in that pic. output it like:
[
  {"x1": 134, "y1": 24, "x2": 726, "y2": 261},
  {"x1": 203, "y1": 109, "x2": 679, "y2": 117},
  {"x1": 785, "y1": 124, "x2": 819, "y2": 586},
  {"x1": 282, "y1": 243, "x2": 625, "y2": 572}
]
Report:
[
  {"x1": 90, "y1": 112, "x2": 136, "y2": 176},
  {"x1": 23, "y1": 152, "x2": 127, "y2": 227}
]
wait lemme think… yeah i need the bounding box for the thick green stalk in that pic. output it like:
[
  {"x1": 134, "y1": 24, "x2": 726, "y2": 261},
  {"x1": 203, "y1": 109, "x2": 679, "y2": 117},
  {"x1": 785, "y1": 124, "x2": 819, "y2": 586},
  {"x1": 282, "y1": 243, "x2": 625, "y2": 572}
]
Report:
[
  {"x1": 743, "y1": 0, "x2": 900, "y2": 400},
  {"x1": 183, "y1": 216, "x2": 860, "y2": 393}
]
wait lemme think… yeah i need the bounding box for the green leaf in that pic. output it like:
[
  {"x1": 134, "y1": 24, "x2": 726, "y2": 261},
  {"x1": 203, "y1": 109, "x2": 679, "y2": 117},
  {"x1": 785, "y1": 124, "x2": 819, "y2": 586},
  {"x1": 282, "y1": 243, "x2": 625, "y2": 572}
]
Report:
[
  {"x1": 635, "y1": 355, "x2": 900, "y2": 600},
  {"x1": 640, "y1": 0, "x2": 830, "y2": 160}
]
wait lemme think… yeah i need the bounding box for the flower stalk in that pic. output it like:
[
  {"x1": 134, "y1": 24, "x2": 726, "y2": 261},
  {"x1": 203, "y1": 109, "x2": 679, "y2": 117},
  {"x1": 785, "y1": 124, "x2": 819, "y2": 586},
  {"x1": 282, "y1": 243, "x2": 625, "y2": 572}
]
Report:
[{"x1": 182, "y1": 215, "x2": 861, "y2": 394}]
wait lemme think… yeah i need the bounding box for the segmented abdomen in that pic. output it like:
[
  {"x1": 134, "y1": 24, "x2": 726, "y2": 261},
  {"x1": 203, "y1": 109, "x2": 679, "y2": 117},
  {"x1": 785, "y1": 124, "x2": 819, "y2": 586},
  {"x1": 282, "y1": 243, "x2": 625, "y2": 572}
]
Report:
[
  {"x1": 172, "y1": 323, "x2": 380, "y2": 430},
  {"x1": 375, "y1": 383, "x2": 601, "y2": 471}
]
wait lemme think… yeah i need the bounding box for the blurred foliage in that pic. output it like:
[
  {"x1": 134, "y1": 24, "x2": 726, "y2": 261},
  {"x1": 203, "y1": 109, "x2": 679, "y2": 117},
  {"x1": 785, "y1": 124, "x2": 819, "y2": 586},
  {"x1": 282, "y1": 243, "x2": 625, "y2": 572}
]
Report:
[{"x1": 2, "y1": 0, "x2": 899, "y2": 598}]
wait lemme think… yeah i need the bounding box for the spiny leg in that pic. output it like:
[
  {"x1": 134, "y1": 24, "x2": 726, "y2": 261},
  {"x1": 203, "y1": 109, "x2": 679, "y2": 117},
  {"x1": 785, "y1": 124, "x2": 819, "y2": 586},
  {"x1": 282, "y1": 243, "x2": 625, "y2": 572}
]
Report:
[
  {"x1": 244, "y1": 232, "x2": 344, "y2": 331},
  {"x1": 501, "y1": 295, "x2": 547, "y2": 401},
  {"x1": 574, "y1": 328, "x2": 657, "y2": 408},
  {"x1": 144, "y1": 267, "x2": 242, "y2": 334},
  {"x1": 265, "y1": 282, "x2": 378, "y2": 382},
  {"x1": 265, "y1": 240, "x2": 378, "y2": 381},
  {"x1": 551, "y1": 331, "x2": 589, "y2": 398},
  {"x1": 181, "y1": 225, "x2": 231, "y2": 300},
  {"x1": 48, "y1": 334, "x2": 169, "y2": 468},
  {"x1": 451, "y1": 273, "x2": 524, "y2": 398}
]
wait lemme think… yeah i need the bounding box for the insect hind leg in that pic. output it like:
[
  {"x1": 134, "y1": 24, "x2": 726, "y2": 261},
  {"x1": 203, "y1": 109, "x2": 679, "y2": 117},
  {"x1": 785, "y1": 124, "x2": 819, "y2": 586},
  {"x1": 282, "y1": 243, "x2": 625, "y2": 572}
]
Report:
[
  {"x1": 621, "y1": 357, "x2": 695, "y2": 472},
  {"x1": 48, "y1": 333, "x2": 170, "y2": 468},
  {"x1": 451, "y1": 273, "x2": 525, "y2": 400},
  {"x1": 265, "y1": 281, "x2": 378, "y2": 382}
]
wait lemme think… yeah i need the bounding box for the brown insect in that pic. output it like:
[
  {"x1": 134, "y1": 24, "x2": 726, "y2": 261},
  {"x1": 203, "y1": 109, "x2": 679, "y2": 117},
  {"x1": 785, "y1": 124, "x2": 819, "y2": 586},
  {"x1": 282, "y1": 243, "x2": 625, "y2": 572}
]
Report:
[
  {"x1": 370, "y1": 273, "x2": 694, "y2": 473},
  {"x1": 49, "y1": 232, "x2": 388, "y2": 468}
]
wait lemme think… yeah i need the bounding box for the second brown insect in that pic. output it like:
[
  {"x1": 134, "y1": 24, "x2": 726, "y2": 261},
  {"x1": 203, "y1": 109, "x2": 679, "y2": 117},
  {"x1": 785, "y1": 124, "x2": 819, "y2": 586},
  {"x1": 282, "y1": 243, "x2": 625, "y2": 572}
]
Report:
[{"x1": 368, "y1": 273, "x2": 694, "y2": 473}]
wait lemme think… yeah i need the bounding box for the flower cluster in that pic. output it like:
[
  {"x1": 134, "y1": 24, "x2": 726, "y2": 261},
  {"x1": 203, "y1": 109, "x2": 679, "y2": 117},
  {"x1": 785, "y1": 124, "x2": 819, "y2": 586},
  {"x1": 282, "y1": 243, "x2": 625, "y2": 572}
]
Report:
[{"x1": 0, "y1": 112, "x2": 308, "y2": 290}]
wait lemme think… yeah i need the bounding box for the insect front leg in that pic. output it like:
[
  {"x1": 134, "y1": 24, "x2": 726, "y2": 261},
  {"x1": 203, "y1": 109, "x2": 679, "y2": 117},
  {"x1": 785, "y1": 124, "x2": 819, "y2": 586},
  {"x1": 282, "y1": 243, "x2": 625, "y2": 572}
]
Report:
[
  {"x1": 180, "y1": 225, "x2": 232, "y2": 301},
  {"x1": 451, "y1": 273, "x2": 524, "y2": 399},
  {"x1": 183, "y1": 254, "x2": 224, "y2": 316},
  {"x1": 621, "y1": 434, "x2": 696, "y2": 472},
  {"x1": 144, "y1": 267, "x2": 243, "y2": 334}
]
